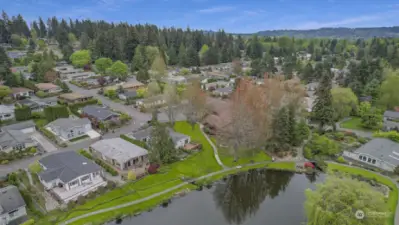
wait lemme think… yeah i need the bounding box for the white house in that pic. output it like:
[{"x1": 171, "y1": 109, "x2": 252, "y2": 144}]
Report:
[
  {"x1": 0, "y1": 105, "x2": 14, "y2": 121},
  {"x1": 343, "y1": 138, "x2": 399, "y2": 172},
  {"x1": 10, "y1": 87, "x2": 33, "y2": 99},
  {"x1": 0, "y1": 121, "x2": 37, "y2": 153},
  {"x1": 46, "y1": 118, "x2": 92, "y2": 141},
  {"x1": 129, "y1": 127, "x2": 191, "y2": 149},
  {"x1": 35, "y1": 83, "x2": 62, "y2": 93},
  {"x1": 38, "y1": 151, "x2": 107, "y2": 203},
  {"x1": 0, "y1": 185, "x2": 27, "y2": 225},
  {"x1": 135, "y1": 95, "x2": 166, "y2": 109},
  {"x1": 203, "y1": 81, "x2": 230, "y2": 91}
]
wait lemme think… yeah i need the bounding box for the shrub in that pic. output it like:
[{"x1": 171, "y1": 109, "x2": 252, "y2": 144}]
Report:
[
  {"x1": 29, "y1": 161, "x2": 42, "y2": 173},
  {"x1": 36, "y1": 91, "x2": 47, "y2": 98},
  {"x1": 77, "y1": 196, "x2": 86, "y2": 205},
  {"x1": 95, "y1": 159, "x2": 118, "y2": 176},
  {"x1": 29, "y1": 147, "x2": 37, "y2": 154},
  {"x1": 21, "y1": 219, "x2": 35, "y2": 225},
  {"x1": 303, "y1": 147, "x2": 313, "y2": 159},
  {"x1": 336, "y1": 156, "x2": 346, "y2": 163},
  {"x1": 373, "y1": 131, "x2": 399, "y2": 142},
  {"x1": 127, "y1": 171, "x2": 136, "y2": 181},
  {"x1": 120, "y1": 134, "x2": 148, "y2": 149},
  {"x1": 78, "y1": 149, "x2": 94, "y2": 160},
  {"x1": 334, "y1": 132, "x2": 344, "y2": 141},
  {"x1": 358, "y1": 137, "x2": 368, "y2": 144},
  {"x1": 31, "y1": 112, "x2": 45, "y2": 119}
]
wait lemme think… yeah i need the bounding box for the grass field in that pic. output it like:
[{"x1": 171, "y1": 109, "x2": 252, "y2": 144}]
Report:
[
  {"x1": 340, "y1": 117, "x2": 369, "y2": 131},
  {"x1": 36, "y1": 121, "x2": 222, "y2": 225}
]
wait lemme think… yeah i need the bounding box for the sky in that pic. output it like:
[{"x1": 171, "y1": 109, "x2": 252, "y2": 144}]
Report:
[{"x1": 1, "y1": 0, "x2": 399, "y2": 33}]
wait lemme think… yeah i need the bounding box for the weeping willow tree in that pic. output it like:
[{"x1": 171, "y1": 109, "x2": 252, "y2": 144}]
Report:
[{"x1": 304, "y1": 174, "x2": 389, "y2": 225}]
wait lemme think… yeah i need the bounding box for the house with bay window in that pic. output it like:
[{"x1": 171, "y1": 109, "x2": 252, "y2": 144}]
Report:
[
  {"x1": 38, "y1": 151, "x2": 107, "y2": 203},
  {"x1": 342, "y1": 138, "x2": 399, "y2": 172}
]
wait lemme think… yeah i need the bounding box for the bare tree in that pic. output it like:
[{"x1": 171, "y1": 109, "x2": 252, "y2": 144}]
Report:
[
  {"x1": 183, "y1": 79, "x2": 206, "y2": 129},
  {"x1": 164, "y1": 83, "x2": 180, "y2": 126},
  {"x1": 216, "y1": 76, "x2": 306, "y2": 161}
]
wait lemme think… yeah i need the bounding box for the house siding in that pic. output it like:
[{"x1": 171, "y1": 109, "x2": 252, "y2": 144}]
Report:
[
  {"x1": 343, "y1": 151, "x2": 396, "y2": 172},
  {"x1": 0, "y1": 206, "x2": 27, "y2": 225}
]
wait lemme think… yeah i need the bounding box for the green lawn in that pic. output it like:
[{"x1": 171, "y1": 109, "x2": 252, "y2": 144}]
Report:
[
  {"x1": 211, "y1": 138, "x2": 272, "y2": 167},
  {"x1": 340, "y1": 117, "x2": 369, "y2": 131},
  {"x1": 328, "y1": 163, "x2": 398, "y2": 225},
  {"x1": 49, "y1": 161, "x2": 298, "y2": 225},
  {"x1": 37, "y1": 121, "x2": 222, "y2": 225}
]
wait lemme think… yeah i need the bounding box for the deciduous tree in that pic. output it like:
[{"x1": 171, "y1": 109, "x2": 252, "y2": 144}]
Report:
[
  {"x1": 305, "y1": 175, "x2": 388, "y2": 225},
  {"x1": 70, "y1": 50, "x2": 91, "y2": 68}
]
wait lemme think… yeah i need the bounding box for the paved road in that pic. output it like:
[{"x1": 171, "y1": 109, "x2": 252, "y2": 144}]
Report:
[
  {"x1": 0, "y1": 82, "x2": 185, "y2": 177},
  {"x1": 0, "y1": 121, "x2": 141, "y2": 177}
]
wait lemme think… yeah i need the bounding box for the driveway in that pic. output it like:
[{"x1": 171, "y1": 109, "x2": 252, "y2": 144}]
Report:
[{"x1": 31, "y1": 132, "x2": 57, "y2": 152}]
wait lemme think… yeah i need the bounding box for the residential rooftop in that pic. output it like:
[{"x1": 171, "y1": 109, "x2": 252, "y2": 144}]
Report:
[
  {"x1": 91, "y1": 138, "x2": 148, "y2": 162},
  {"x1": 355, "y1": 138, "x2": 399, "y2": 167},
  {"x1": 47, "y1": 118, "x2": 90, "y2": 130},
  {"x1": 38, "y1": 151, "x2": 101, "y2": 183},
  {"x1": 59, "y1": 92, "x2": 91, "y2": 101},
  {"x1": 35, "y1": 83, "x2": 59, "y2": 90},
  {"x1": 383, "y1": 110, "x2": 399, "y2": 119},
  {"x1": 0, "y1": 185, "x2": 26, "y2": 214}
]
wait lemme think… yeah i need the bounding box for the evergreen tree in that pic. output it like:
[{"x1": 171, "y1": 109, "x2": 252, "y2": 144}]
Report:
[
  {"x1": 148, "y1": 123, "x2": 177, "y2": 164},
  {"x1": 79, "y1": 32, "x2": 89, "y2": 49},
  {"x1": 269, "y1": 107, "x2": 291, "y2": 153},
  {"x1": 15, "y1": 105, "x2": 32, "y2": 121},
  {"x1": 0, "y1": 46, "x2": 11, "y2": 81},
  {"x1": 312, "y1": 72, "x2": 335, "y2": 131},
  {"x1": 178, "y1": 44, "x2": 187, "y2": 67},
  {"x1": 38, "y1": 17, "x2": 47, "y2": 38},
  {"x1": 167, "y1": 46, "x2": 178, "y2": 65},
  {"x1": 186, "y1": 45, "x2": 199, "y2": 67},
  {"x1": 132, "y1": 45, "x2": 146, "y2": 72}
]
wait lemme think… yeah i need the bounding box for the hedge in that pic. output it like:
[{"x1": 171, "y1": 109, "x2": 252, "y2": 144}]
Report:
[
  {"x1": 69, "y1": 98, "x2": 99, "y2": 116},
  {"x1": 21, "y1": 219, "x2": 35, "y2": 225},
  {"x1": 373, "y1": 131, "x2": 399, "y2": 142},
  {"x1": 39, "y1": 127, "x2": 67, "y2": 147},
  {"x1": 120, "y1": 134, "x2": 148, "y2": 149},
  {"x1": 78, "y1": 149, "x2": 118, "y2": 176}
]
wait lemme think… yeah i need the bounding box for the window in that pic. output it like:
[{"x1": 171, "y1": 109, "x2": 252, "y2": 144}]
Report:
[
  {"x1": 372, "y1": 159, "x2": 376, "y2": 164},
  {"x1": 367, "y1": 158, "x2": 372, "y2": 163},
  {"x1": 362, "y1": 156, "x2": 367, "y2": 162},
  {"x1": 69, "y1": 180, "x2": 79, "y2": 188},
  {"x1": 81, "y1": 175, "x2": 91, "y2": 183},
  {"x1": 358, "y1": 155, "x2": 363, "y2": 160}
]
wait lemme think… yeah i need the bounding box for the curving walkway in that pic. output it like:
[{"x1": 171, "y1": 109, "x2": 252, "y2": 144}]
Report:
[
  {"x1": 60, "y1": 162, "x2": 268, "y2": 225},
  {"x1": 199, "y1": 123, "x2": 227, "y2": 169}
]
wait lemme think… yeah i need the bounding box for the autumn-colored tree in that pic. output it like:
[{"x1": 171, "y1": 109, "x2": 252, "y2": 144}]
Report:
[
  {"x1": 183, "y1": 79, "x2": 206, "y2": 129},
  {"x1": 232, "y1": 58, "x2": 242, "y2": 75},
  {"x1": 217, "y1": 76, "x2": 306, "y2": 160}
]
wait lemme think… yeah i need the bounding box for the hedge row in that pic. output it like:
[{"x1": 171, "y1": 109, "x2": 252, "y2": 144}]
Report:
[
  {"x1": 120, "y1": 134, "x2": 148, "y2": 149},
  {"x1": 39, "y1": 127, "x2": 67, "y2": 147},
  {"x1": 78, "y1": 149, "x2": 118, "y2": 176},
  {"x1": 373, "y1": 131, "x2": 399, "y2": 142}
]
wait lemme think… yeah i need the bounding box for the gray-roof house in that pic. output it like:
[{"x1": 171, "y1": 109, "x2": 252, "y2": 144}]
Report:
[
  {"x1": 0, "y1": 105, "x2": 14, "y2": 121},
  {"x1": 213, "y1": 86, "x2": 233, "y2": 97},
  {"x1": 0, "y1": 121, "x2": 37, "y2": 153},
  {"x1": 118, "y1": 90, "x2": 137, "y2": 101},
  {"x1": 90, "y1": 138, "x2": 149, "y2": 173},
  {"x1": 129, "y1": 127, "x2": 190, "y2": 149},
  {"x1": 342, "y1": 138, "x2": 399, "y2": 172},
  {"x1": 46, "y1": 118, "x2": 92, "y2": 141},
  {"x1": 0, "y1": 185, "x2": 27, "y2": 225},
  {"x1": 82, "y1": 105, "x2": 120, "y2": 123},
  {"x1": 383, "y1": 110, "x2": 399, "y2": 131},
  {"x1": 38, "y1": 151, "x2": 106, "y2": 203}
]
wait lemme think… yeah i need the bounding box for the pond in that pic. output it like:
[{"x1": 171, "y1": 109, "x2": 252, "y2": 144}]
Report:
[{"x1": 107, "y1": 169, "x2": 325, "y2": 225}]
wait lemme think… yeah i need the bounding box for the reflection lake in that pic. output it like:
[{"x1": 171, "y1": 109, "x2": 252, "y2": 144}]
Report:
[{"x1": 107, "y1": 169, "x2": 325, "y2": 225}]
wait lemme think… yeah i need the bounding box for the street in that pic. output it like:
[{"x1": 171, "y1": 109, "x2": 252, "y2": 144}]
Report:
[{"x1": 0, "y1": 81, "x2": 185, "y2": 176}]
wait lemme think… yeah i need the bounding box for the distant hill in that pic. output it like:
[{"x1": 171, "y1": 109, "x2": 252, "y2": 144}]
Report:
[{"x1": 251, "y1": 27, "x2": 399, "y2": 39}]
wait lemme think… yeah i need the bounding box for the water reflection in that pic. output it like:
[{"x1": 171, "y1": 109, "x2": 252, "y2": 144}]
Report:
[{"x1": 213, "y1": 169, "x2": 294, "y2": 225}]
